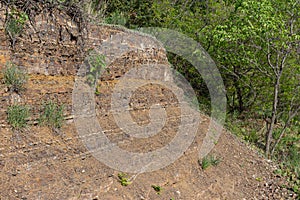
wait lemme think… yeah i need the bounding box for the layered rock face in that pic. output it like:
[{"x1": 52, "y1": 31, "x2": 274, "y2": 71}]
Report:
[
  {"x1": 0, "y1": 5, "x2": 193, "y2": 199},
  {"x1": 0, "y1": 4, "x2": 171, "y2": 124}
]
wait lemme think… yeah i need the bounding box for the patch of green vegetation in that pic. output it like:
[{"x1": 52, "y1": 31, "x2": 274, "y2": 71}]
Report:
[
  {"x1": 199, "y1": 155, "x2": 222, "y2": 170},
  {"x1": 86, "y1": 50, "x2": 106, "y2": 87},
  {"x1": 151, "y1": 185, "x2": 162, "y2": 194},
  {"x1": 105, "y1": 11, "x2": 127, "y2": 26},
  {"x1": 117, "y1": 173, "x2": 131, "y2": 186},
  {"x1": 274, "y1": 163, "x2": 300, "y2": 196},
  {"x1": 5, "y1": 8, "x2": 28, "y2": 43},
  {"x1": 7, "y1": 104, "x2": 29, "y2": 130},
  {"x1": 3, "y1": 62, "x2": 28, "y2": 93},
  {"x1": 39, "y1": 101, "x2": 64, "y2": 128}
]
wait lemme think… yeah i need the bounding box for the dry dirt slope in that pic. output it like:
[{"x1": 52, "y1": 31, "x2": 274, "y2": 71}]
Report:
[{"x1": 0, "y1": 108, "x2": 298, "y2": 200}]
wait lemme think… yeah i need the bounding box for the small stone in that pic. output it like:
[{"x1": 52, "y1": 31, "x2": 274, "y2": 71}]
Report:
[
  {"x1": 264, "y1": 182, "x2": 268, "y2": 187},
  {"x1": 12, "y1": 172, "x2": 17, "y2": 176}
]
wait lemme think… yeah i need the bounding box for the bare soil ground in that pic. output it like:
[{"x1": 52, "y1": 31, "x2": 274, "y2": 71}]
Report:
[
  {"x1": 0, "y1": 123, "x2": 298, "y2": 200},
  {"x1": 0, "y1": 75, "x2": 298, "y2": 200}
]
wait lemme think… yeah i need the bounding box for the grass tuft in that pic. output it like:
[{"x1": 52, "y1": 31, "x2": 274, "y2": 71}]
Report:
[
  {"x1": 3, "y1": 62, "x2": 28, "y2": 93},
  {"x1": 7, "y1": 104, "x2": 29, "y2": 129},
  {"x1": 39, "y1": 101, "x2": 64, "y2": 128},
  {"x1": 199, "y1": 155, "x2": 222, "y2": 170}
]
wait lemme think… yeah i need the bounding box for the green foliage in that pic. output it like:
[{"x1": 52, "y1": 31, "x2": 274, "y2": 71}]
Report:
[
  {"x1": 167, "y1": 53, "x2": 211, "y2": 114},
  {"x1": 276, "y1": 136, "x2": 300, "y2": 176},
  {"x1": 275, "y1": 162, "x2": 300, "y2": 196},
  {"x1": 104, "y1": 0, "x2": 155, "y2": 28},
  {"x1": 83, "y1": 0, "x2": 107, "y2": 23},
  {"x1": 3, "y1": 62, "x2": 28, "y2": 93},
  {"x1": 225, "y1": 114, "x2": 261, "y2": 145},
  {"x1": 117, "y1": 173, "x2": 131, "y2": 186},
  {"x1": 105, "y1": 11, "x2": 127, "y2": 26},
  {"x1": 86, "y1": 51, "x2": 106, "y2": 87},
  {"x1": 39, "y1": 101, "x2": 64, "y2": 128},
  {"x1": 199, "y1": 155, "x2": 222, "y2": 170},
  {"x1": 5, "y1": 8, "x2": 28, "y2": 40},
  {"x1": 151, "y1": 185, "x2": 162, "y2": 194},
  {"x1": 245, "y1": 130, "x2": 259, "y2": 144},
  {"x1": 7, "y1": 104, "x2": 29, "y2": 129}
]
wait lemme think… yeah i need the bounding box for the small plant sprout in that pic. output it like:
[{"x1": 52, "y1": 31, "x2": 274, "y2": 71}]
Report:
[
  {"x1": 151, "y1": 185, "x2": 163, "y2": 194},
  {"x1": 199, "y1": 155, "x2": 222, "y2": 170},
  {"x1": 117, "y1": 173, "x2": 132, "y2": 186},
  {"x1": 200, "y1": 156, "x2": 210, "y2": 170},
  {"x1": 255, "y1": 177, "x2": 262, "y2": 182}
]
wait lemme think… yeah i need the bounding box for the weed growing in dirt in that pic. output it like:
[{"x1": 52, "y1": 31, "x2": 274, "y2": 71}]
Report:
[
  {"x1": 3, "y1": 62, "x2": 28, "y2": 93},
  {"x1": 199, "y1": 155, "x2": 222, "y2": 170},
  {"x1": 117, "y1": 173, "x2": 131, "y2": 186},
  {"x1": 39, "y1": 101, "x2": 64, "y2": 128},
  {"x1": 86, "y1": 50, "x2": 106, "y2": 87},
  {"x1": 200, "y1": 156, "x2": 210, "y2": 170},
  {"x1": 151, "y1": 185, "x2": 162, "y2": 194},
  {"x1": 7, "y1": 104, "x2": 29, "y2": 129}
]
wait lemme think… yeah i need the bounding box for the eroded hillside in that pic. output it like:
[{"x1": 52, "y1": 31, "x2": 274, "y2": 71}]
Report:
[{"x1": 0, "y1": 3, "x2": 298, "y2": 200}]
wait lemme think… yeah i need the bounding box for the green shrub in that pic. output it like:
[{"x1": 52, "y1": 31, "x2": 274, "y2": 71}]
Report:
[
  {"x1": 39, "y1": 101, "x2": 64, "y2": 128},
  {"x1": 7, "y1": 104, "x2": 29, "y2": 129},
  {"x1": 3, "y1": 62, "x2": 28, "y2": 93},
  {"x1": 105, "y1": 11, "x2": 127, "y2": 26}
]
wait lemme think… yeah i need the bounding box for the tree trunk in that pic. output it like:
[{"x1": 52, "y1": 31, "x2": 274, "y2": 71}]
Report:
[
  {"x1": 270, "y1": 106, "x2": 300, "y2": 156},
  {"x1": 233, "y1": 68, "x2": 244, "y2": 113},
  {"x1": 265, "y1": 74, "x2": 281, "y2": 158}
]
